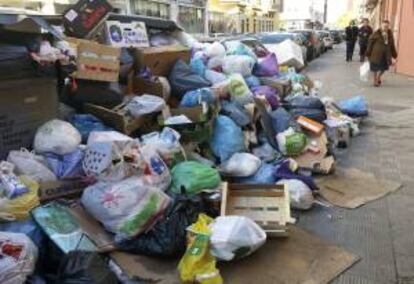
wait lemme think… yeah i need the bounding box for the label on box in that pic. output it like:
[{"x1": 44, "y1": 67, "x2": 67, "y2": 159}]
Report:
[{"x1": 106, "y1": 21, "x2": 149, "y2": 48}]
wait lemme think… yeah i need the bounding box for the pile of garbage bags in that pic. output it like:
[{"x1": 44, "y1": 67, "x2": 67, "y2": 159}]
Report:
[{"x1": 0, "y1": 20, "x2": 369, "y2": 284}]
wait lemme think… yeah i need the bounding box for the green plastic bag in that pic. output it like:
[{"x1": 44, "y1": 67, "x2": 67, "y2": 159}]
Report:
[
  {"x1": 171, "y1": 161, "x2": 221, "y2": 195},
  {"x1": 276, "y1": 128, "x2": 308, "y2": 156}
]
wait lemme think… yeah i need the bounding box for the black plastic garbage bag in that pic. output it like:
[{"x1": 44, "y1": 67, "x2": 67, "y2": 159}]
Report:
[
  {"x1": 56, "y1": 251, "x2": 118, "y2": 284},
  {"x1": 168, "y1": 59, "x2": 211, "y2": 98},
  {"x1": 115, "y1": 193, "x2": 206, "y2": 258},
  {"x1": 220, "y1": 100, "x2": 251, "y2": 127},
  {"x1": 284, "y1": 95, "x2": 327, "y2": 122}
]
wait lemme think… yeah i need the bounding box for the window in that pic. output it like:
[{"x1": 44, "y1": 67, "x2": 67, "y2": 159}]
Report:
[
  {"x1": 178, "y1": 6, "x2": 205, "y2": 34},
  {"x1": 131, "y1": 0, "x2": 170, "y2": 19}
]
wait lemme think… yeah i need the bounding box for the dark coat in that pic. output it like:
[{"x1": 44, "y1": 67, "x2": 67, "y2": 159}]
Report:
[
  {"x1": 345, "y1": 26, "x2": 359, "y2": 42},
  {"x1": 366, "y1": 29, "x2": 397, "y2": 65},
  {"x1": 358, "y1": 25, "x2": 373, "y2": 44}
]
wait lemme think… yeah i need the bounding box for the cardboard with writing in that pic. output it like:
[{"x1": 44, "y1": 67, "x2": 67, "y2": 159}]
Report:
[
  {"x1": 38, "y1": 179, "x2": 89, "y2": 203},
  {"x1": 106, "y1": 20, "x2": 149, "y2": 48}
]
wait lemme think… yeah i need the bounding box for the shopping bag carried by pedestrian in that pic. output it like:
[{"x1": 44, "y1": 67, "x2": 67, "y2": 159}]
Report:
[
  {"x1": 360, "y1": 61, "x2": 370, "y2": 82},
  {"x1": 178, "y1": 214, "x2": 223, "y2": 284}
]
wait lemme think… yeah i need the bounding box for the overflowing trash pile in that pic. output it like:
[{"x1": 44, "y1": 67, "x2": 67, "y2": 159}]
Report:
[{"x1": 0, "y1": 2, "x2": 369, "y2": 283}]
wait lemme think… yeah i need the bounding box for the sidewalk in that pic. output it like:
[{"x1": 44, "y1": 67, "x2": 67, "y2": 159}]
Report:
[{"x1": 299, "y1": 44, "x2": 414, "y2": 284}]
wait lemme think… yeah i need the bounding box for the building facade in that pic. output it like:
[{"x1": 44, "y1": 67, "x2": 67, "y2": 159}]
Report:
[
  {"x1": 376, "y1": 0, "x2": 414, "y2": 77},
  {"x1": 208, "y1": 0, "x2": 282, "y2": 34},
  {"x1": 281, "y1": 0, "x2": 325, "y2": 30}
]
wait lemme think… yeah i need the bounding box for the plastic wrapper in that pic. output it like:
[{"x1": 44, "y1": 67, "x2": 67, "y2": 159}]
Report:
[
  {"x1": 277, "y1": 179, "x2": 314, "y2": 210},
  {"x1": 220, "y1": 153, "x2": 261, "y2": 177},
  {"x1": 0, "y1": 162, "x2": 29, "y2": 200},
  {"x1": 222, "y1": 55, "x2": 255, "y2": 76},
  {"x1": 140, "y1": 144, "x2": 171, "y2": 191},
  {"x1": 0, "y1": 232, "x2": 38, "y2": 284},
  {"x1": 81, "y1": 177, "x2": 170, "y2": 241},
  {"x1": 171, "y1": 161, "x2": 221, "y2": 195},
  {"x1": 178, "y1": 214, "x2": 223, "y2": 284},
  {"x1": 7, "y1": 149, "x2": 57, "y2": 183},
  {"x1": 210, "y1": 216, "x2": 266, "y2": 261},
  {"x1": 44, "y1": 147, "x2": 85, "y2": 179},
  {"x1": 33, "y1": 119, "x2": 81, "y2": 155},
  {"x1": 0, "y1": 176, "x2": 39, "y2": 222},
  {"x1": 210, "y1": 115, "x2": 245, "y2": 162},
  {"x1": 125, "y1": 95, "x2": 166, "y2": 118}
]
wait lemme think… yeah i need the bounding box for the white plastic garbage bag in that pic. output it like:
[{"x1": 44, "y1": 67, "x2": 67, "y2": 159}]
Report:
[
  {"x1": 87, "y1": 130, "x2": 132, "y2": 145},
  {"x1": 269, "y1": 39, "x2": 304, "y2": 70},
  {"x1": 205, "y1": 70, "x2": 227, "y2": 85},
  {"x1": 81, "y1": 177, "x2": 170, "y2": 241},
  {"x1": 7, "y1": 149, "x2": 57, "y2": 182},
  {"x1": 222, "y1": 55, "x2": 255, "y2": 76},
  {"x1": 141, "y1": 127, "x2": 182, "y2": 163},
  {"x1": 0, "y1": 232, "x2": 38, "y2": 284},
  {"x1": 206, "y1": 42, "x2": 226, "y2": 58},
  {"x1": 360, "y1": 61, "x2": 370, "y2": 82},
  {"x1": 220, "y1": 153, "x2": 261, "y2": 177},
  {"x1": 210, "y1": 216, "x2": 266, "y2": 261},
  {"x1": 34, "y1": 119, "x2": 81, "y2": 155},
  {"x1": 125, "y1": 95, "x2": 166, "y2": 118},
  {"x1": 207, "y1": 55, "x2": 225, "y2": 70},
  {"x1": 83, "y1": 138, "x2": 143, "y2": 182},
  {"x1": 277, "y1": 179, "x2": 314, "y2": 210}
]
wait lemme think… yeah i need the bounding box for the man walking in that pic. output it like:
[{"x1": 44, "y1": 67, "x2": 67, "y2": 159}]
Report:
[
  {"x1": 345, "y1": 20, "x2": 359, "y2": 62},
  {"x1": 358, "y1": 18, "x2": 373, "y2": 62}
]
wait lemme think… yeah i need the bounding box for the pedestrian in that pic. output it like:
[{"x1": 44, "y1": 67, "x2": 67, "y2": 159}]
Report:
[
  {"x1": 366, "y1": 20, "x2": 398, "y2": 87},
  {"x1": 345, "y1": 20, "x2": 359, "y2": 62},
  {"x1": 358, "y1": 18, "x2": 373, "y2": 62}
]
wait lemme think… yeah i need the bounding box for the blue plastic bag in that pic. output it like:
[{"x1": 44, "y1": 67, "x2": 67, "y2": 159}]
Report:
[
  {"x1": 244, "y1": 75, "x2": 261, "y2": 88},
  {"x1": 69, "y1": 114, "x2": 112, "y2": 142},
  {"x1": 220, "y1": 101, "x2": 251, "y2": 127},
  {"x1": 210, "y1": 115, "x2": 245, "y2": 162},
  {"x1": 226, "y1": 41, "x2": 257, "y2": 61},
  {"x1": 180, "y1": 88, "x2": 216, "y2": 107},
  {"x1": 338, "y1": 96, "x2": 368, "y2": 117},
  {"x1": 0, "y1": 219, "x2": 45, "y2": 247},
  {"x1": 44, "y1": 147, "x2": 85, "y2": 179},
  {"x1": 234, "y1": 163, "x2": 275, "y2": 184},
  {"x1": 190, "y1": 57, "x2": 206, "y2": 77},
  {"x1": 270, "y1": 107, "x2": 294, "y2": 134}
]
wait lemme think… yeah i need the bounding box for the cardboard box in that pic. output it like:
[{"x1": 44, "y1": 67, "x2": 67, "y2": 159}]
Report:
[
  {"x1": 76, "y1": 40, "x2": 120, "y2": 82},
  {"x1": 297, "y1": 116, "x2": 324, "y2": 135},
  {"x1": 158, "y1": 104, "x2": 214, "y2": 143},
  {"x1": 127, "y1": 74, "x2": 168, "y2": 98},
  {"x1": 63, "y1": 0, "x2": 112, "y2": 39},
  {"x1": 133, "y1": 45, "x2": 191, "y2": 76},
  {"x1": 38, "y1": 179, "x2": 89, "y2": 203},
  {"x1": 84, "y1": 101, "x2": 156, "y2": 135},
  {"x1": 221, "y1": 182, "x2": 292, "y2": 237},
  {"x1": 0, "y1": 78, "x2": 57, "y2": 159},
  {"x1": 294, "y1": 132, "x2": 335, "y2": 174},
  {"x1": 106, "y1": 20, "x2": 149, "y2": 48}
]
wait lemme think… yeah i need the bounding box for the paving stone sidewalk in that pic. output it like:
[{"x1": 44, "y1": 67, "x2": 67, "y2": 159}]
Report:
[{"x1": 298, "y1": 44, "x2": 414, "y2": 284}]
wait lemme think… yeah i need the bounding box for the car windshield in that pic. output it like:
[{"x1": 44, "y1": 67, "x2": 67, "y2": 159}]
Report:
[{"x1": 260, "y1": 33, "x2": 293, "y2": 44}]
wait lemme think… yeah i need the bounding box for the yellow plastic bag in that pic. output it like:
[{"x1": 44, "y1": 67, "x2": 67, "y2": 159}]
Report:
[
  {"x1": 0, "y1": 176, "x2": 40, "y2": 222},
  {"x1": 178, "y1": 214, "x2": 223, "y2": 284}
]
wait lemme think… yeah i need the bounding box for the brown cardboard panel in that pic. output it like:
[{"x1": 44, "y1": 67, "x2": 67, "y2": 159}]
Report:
[
  {"x1": 39, "y1": 179, "x2": 89, "y2": 203},
  {"x1": 133, "y1": 45, "x2": 190, "y2": 76},
  {"x1": 294, "y1": 132, "x2": 335, "y2": 174},
  {"x1": 317, "y1": 167, "x2": 402, "y2": 208},
  {"x1": 128, "y1": 76, "x2": 166, "y2": 97}
]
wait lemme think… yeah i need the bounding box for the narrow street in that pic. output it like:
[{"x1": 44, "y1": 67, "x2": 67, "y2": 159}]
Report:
[{"x1": 299, "y1": 44, "x2": 414, "y2": 284}]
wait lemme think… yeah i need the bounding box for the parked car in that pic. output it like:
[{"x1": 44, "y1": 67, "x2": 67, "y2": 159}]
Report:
[
  {"x1": 329, "y1": 30, "x2": 343, "y2": 44},
  {"x1": 291, "y1": 29, "x2": 319, "y2": 61},
  {"x1": 221, "y1": 36, "x2": 270, "y2": 58},
  {"x1": 257, "y1": 32, "x2": 308, "y2": 65},
  {"x1": 316, "y1": 30, "x2": 334, "y2": 52}
]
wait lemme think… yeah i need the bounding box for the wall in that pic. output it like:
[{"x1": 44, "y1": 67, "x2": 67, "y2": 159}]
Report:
[{"x1": 395, "y1": 0, "x2": 414, "y2": 76}]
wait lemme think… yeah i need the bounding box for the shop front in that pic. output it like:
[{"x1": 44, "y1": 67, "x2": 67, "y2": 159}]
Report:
[{"x1": 177, "y1": 0, "x2": 207, "y2": 34}]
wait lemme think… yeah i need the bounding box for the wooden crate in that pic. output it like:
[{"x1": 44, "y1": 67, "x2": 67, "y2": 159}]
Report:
[{"x1": 221, "y1": 183, "x2": 292, "y2": 237}]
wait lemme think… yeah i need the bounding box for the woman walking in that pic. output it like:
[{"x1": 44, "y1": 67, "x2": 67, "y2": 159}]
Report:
[{"x1": 366, "y1": 20, "x2": 398, "y2": 87}]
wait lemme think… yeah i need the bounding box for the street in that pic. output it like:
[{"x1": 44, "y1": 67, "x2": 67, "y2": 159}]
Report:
[{"x1": 299, "y1": 43, "x2": 414, "y2": 284}]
